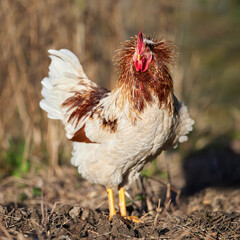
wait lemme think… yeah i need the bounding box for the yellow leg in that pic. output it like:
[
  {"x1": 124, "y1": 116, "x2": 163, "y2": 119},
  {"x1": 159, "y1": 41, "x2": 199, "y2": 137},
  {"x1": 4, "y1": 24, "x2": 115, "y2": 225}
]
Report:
[
  {"x1": 106, "y1": 188, "x2": 116, "y2": 221},
  {"x1": 119, "y1": 187, "x2": 127, "y2": 217},
  {"x1": 118, "y1": 187, "x2": 141, "y2": 223}
]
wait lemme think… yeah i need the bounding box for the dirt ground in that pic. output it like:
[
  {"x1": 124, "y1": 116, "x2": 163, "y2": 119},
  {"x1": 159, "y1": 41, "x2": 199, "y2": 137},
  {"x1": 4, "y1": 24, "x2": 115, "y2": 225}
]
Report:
[{"x1": 0, "y1": 145, "x2": 240, "y2": 239}]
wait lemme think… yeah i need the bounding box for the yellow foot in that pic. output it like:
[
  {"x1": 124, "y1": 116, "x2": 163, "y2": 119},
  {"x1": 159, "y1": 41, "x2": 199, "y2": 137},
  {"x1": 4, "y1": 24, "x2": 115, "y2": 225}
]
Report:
[
  {"x1": 106, "y1": 187, "x2": 143, "y2": 223},
  {"x1": 123, "y1": 215, "x2": 142, "y2": 223},
  {"x1": 118, "y1": 187, "x2": 142, "y2": 223}
]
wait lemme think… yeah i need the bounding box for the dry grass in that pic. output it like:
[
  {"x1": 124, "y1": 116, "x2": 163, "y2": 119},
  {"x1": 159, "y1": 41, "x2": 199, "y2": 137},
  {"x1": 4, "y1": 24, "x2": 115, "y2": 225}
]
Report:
[
  {"x1": 0, "y1": 0, "x2": 120, "y2": 172},
  {"x1": 0, "y1": 0, "x2": 80, "y2": 172},
  {"x1": 0, "y1": 0, "x2": 183, "y2": 173},
  {"x1": 0, "y1": 0, "x2": 239, "y2": 177}
]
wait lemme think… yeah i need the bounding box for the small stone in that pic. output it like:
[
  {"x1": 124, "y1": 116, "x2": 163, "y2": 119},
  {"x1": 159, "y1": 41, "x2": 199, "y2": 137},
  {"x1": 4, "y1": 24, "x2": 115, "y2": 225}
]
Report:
[
  {"x1": 81, "y1": 209, "x2": 90, "y2": 221},
  {"x1": 57, "y1": 204, "x2": 72, "y2": 215},
  {"x1": 14, "y1": 209, "x2": 22, "y2": 222},
  {"x1": 69, "y1": 206, "x2": 82, "y2": 219},
  {"x1": 0, "y1": 205, "x2": 6, "y2": 215}
]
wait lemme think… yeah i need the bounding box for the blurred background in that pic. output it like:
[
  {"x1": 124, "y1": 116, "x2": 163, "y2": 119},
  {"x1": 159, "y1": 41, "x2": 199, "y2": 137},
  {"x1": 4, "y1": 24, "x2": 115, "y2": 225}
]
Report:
[{"x1": 0, "y1": 0, "x2": 239, "y2": 191}]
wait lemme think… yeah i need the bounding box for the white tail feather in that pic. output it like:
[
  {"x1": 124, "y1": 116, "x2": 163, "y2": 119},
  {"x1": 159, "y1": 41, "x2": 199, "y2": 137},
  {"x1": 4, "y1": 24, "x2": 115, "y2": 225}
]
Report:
[
  {"x1": 40, "y1": 49, "x2": 96, "y2": 138},
  {"x1": 172, "y1": 103, "x2": 194, "y2": 148}
]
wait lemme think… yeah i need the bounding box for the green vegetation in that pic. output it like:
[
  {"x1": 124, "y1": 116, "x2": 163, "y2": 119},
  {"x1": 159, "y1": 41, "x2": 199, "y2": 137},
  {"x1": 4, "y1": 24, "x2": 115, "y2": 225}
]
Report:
[{"x1": 1, "y1": 140, "x2": 30, "y2": 178}]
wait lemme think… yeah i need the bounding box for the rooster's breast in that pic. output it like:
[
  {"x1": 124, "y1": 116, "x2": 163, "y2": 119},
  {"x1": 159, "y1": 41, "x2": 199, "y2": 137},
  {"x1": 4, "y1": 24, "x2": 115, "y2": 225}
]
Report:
[
  {"x1": 71, "y1": 101, "x2": 177, "y2": 188},
  {"x1": 118, "y1": 103, "x2": 176, "y2": 187}
]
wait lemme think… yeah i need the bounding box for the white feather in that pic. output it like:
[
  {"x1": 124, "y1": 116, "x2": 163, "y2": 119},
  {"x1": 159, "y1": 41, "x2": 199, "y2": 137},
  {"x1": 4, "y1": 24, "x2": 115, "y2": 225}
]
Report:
[{"x1": 40, "y1": 49, "x2": 97, "y2": 139}]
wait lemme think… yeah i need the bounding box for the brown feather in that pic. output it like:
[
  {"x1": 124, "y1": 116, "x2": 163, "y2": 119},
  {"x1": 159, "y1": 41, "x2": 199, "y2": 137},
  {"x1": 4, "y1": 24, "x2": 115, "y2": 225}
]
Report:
[
  {"x1": 113, "y1": 35, "x2": 176, "y2": 118},
  {"x1": 62, "y1": 86, "x2": 119, "y2": 142},
  {"x1": 102, "y1": 118, "x2": 118, "y2": 133},
  {"x1": 71, "y1": 125, "x2": 95, "y2": 143},
  {"x1": 62, "y1": 87, "x2": 110, "y2": 127}
]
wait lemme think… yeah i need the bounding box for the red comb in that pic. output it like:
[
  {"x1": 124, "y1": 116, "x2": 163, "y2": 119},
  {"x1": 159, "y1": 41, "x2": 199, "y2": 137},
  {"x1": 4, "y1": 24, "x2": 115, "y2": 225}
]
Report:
[{"x1": 137, "y1": 30, "x2": 144, "y2": 53}]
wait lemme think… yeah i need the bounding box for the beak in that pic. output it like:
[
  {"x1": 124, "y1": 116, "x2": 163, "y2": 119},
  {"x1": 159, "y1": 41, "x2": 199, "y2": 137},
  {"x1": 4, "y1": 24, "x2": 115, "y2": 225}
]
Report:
[{"x1": 137, "y1": 54, "x2": 141, "y2": 61}]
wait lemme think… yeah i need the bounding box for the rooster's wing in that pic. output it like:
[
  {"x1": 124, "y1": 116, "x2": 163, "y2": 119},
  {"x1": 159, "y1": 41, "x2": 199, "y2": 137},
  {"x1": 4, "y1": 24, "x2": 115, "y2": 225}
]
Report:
[{"x1": 40, "y1": 49, "x2": 115, "y2": 143}]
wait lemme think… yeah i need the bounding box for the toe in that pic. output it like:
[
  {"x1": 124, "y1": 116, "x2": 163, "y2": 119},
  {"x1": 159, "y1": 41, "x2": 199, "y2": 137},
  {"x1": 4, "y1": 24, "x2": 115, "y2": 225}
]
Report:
[{"x1": 124, "y1": 216, "x2": 142, "y2": 223}]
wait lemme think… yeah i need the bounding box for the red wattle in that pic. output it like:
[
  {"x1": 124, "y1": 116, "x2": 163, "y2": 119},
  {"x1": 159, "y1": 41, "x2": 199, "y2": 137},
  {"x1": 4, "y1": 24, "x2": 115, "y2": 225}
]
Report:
[{"x1": 134, "y1": 54, "x2": 152, "y2": 72}]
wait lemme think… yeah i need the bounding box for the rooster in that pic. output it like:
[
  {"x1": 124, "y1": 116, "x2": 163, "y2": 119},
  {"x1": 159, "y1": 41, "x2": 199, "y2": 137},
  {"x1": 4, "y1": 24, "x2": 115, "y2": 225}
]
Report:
[{"x1": 40, "y1": 30, "x2": 194, "y2": 222}]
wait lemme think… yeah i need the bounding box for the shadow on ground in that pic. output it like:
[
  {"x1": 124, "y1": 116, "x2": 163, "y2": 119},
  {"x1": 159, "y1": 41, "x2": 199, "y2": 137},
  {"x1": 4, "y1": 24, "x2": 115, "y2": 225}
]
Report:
[{"x1": 182, "y1": 136, "x2": 240, "y2": 195}]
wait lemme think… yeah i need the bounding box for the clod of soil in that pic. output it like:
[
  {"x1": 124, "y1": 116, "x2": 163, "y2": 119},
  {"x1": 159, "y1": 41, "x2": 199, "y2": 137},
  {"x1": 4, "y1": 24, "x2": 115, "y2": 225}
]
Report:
[{"x1": 0, "y1": 203, "x2": 240, "y2": 239}]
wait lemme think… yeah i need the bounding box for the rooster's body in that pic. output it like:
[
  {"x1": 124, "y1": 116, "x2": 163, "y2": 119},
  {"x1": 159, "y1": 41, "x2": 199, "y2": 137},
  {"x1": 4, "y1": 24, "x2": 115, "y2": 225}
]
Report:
[{"x1": 40, "y1": 31, "x2": 194, "y2": 221}]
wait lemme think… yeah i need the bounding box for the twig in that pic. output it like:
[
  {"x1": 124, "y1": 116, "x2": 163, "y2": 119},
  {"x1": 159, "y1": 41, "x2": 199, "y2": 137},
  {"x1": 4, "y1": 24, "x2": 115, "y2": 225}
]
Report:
[
  {"x1": 148, "y1": 198, "x2": 162, "y2": 239},
  {"x1": 146, "y1": 176, "x2": 181, "y2": 194},
  {"x1": 48, "y1": 201, "x2": 59, "y2": 220},
  {"x1": 0, "y1": 176, "x2": 35, "y2": 188},
  {"x1": 0, "y1": 221, "x2": 13, "y2": 240},
  {"x1": 30, "y1": 219, "x2": 45, "y2": 240},
  {"x1": 124, "y1": 190, "x2": 141, "y2": 213},
  {"x1": 41, "y1": 190, "x2": 45, "y2": 226},
  {"x1": 153, "y1": 198, "x2": 162, "y2": 228},
  {"x1": 175, "y1": 223, "x2": 217, "y2": 240}
]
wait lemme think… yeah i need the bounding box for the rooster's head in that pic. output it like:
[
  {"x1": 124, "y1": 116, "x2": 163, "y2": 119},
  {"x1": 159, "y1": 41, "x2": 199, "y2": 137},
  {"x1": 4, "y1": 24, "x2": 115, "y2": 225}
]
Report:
[{"x1": 133, "y1": 30, "x2": 153, "y2": 72}]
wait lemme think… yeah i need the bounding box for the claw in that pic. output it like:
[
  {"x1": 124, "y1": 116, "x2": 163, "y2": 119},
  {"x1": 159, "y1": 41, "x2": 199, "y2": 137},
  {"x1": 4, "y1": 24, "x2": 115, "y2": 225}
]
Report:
[
  {"x1": 106, "y1": 187, "x2": 143, "y2": 223},
  {"x1": 123, "y1": 215, "x2": 142, "y2": 223},
  {"x1": 119, "y1": 187, "x2": 142, "y2": 223}
]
